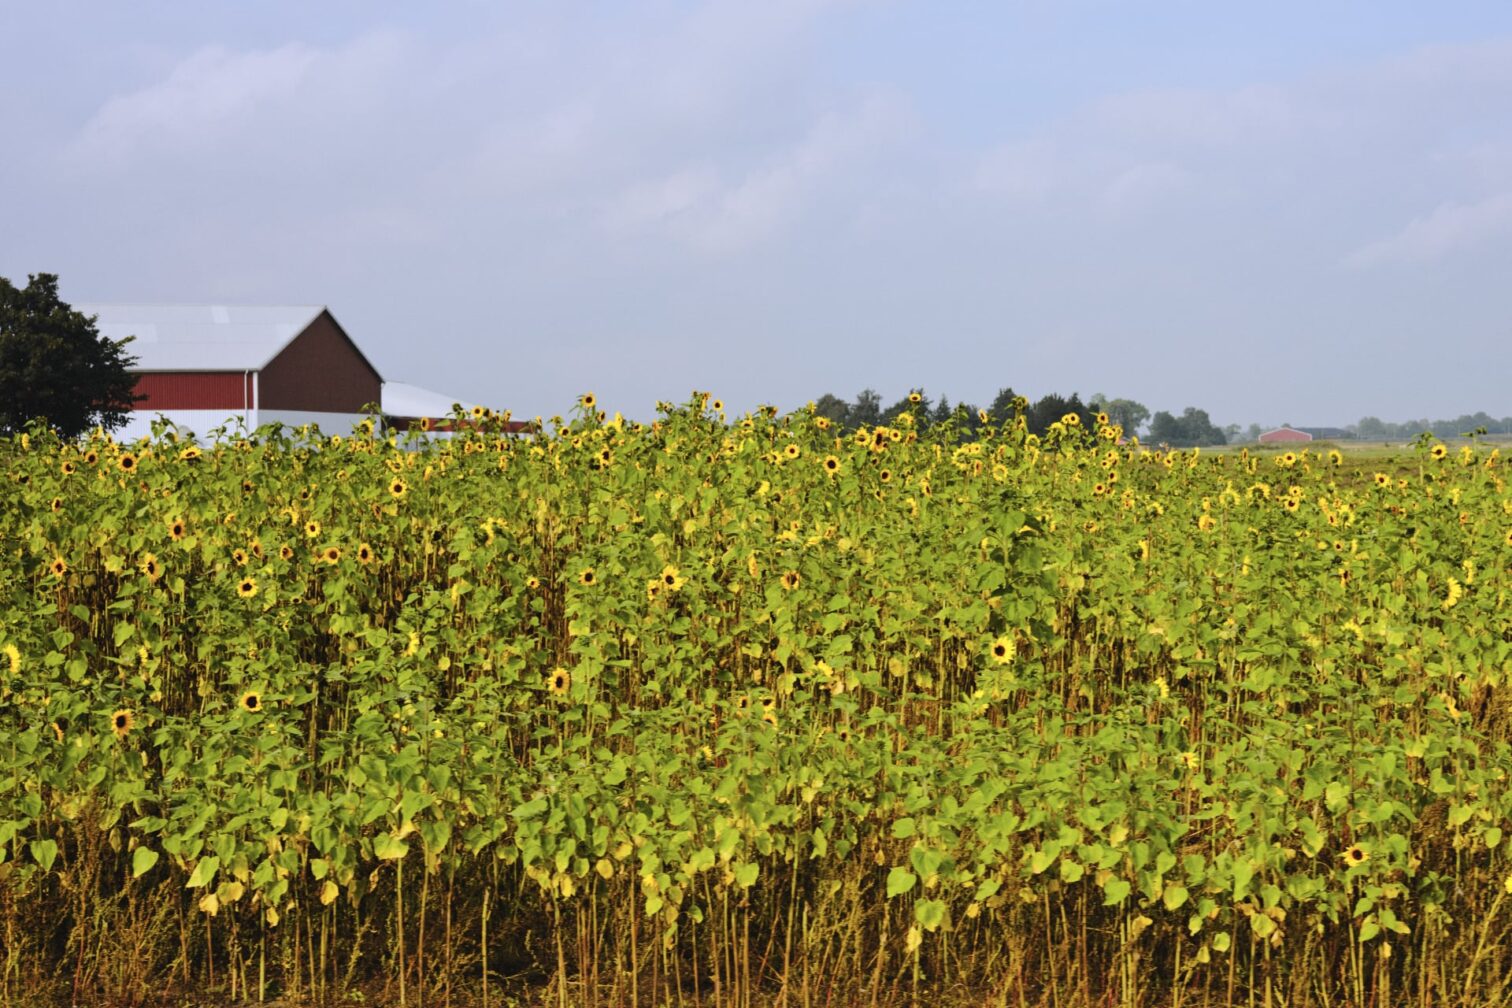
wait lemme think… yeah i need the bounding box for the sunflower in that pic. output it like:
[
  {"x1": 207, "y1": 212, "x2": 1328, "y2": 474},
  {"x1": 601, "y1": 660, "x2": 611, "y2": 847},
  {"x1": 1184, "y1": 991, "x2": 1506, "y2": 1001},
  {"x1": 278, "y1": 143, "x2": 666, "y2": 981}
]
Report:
[
  {"x1": 110, "y1": 708, "x2": 134, "y2": 739},
  {"x1": 249, "y1": 540, "x2": 263, "y2": 560},
  {"x1": 1328, "y1": 449, "x2": 1343, "y2": 466},
  {"x1": 118, "y1": 452, "x2": 138, "y2": 472},
  {"x1": 61, "y1": 460, "x2": 76, "y2": 475},
  {"x1": 783, "y1": 443, "x2": 801, "y2": 459},
  {"x1": 140, "y1": 553, "x2": 161, "y2": 581},
  {"x1": 780, "y1": 570, "x2": 801, "y2": 591},
  {"x1": 908, "y1": 392, "x2": 922, "y2": 404},
  {"x1": 526, "y1": 576, "x2": 541, "y2": 590},
  {"x1": 1505, "y1": 529, "x2": 1512, "y2": 547},
  {"x1": 646, "y1": 580, "x2": 663, "y2": 603},
  {"x1": 279, "y1": 544, "x2": 295, "y2": 561},
  {"x1": 321, "y1": 546, "x2": 342, "y2": 565},
  {"x1": 711, "y1": 399, "x2": 723, "y2": 412},
  {"x1": 815, "y1": 416, "x2": 831, "y2": 430},
  {"x1": 1283, "y1": 498, "x2": 1300, "y2": 512},
  {"x1": 879, "y1": 469, "x2": 893, "y2": 483},
  {"x1": 168, "y1": 518, "x2": 187, "y2": 541},
  {"x1": 1198, "y1": 514, "x2": 1217, "y2": 531},
  {"x1": 1429, "y1": 443, "x2": 1447, "y2": 461},
  {"x1": 356, "y1": 543, "x2": 374, "y2": 564},
  {"x1": 83, "y1": 449, "x2": 99, "y2": 464},
  {"x1": 1095, "y1": 411, "x2": 1110, "y2": 425},
  {"x1": 231, "y1": 548, "x2": 248, "y2": 566},
  {"x1": 1061, "y1": 413, "x2": 1081, "y2": 427},
  {"x1": 580, "y1": 392, "x2": 597, "y2": 410},
  {"x1": 1092, "y1": 482, "x2": 1108, "y2": 496},
  {"x1": 237, "y1": 577, "x2": 258, "y2": 599},
  {"x1": 304, "y1": 520, "x2": 321, "y2": 538},
  {"x1": 389, "y1": 478, "x2": 407, "y2": 498},
  {"x1": 49, "y1": 557, "x2": 68, "y2": 578},
  {"x1": 1373, "y1": 472, "x2": 1390, "y2": 487},
  {"x1": 419, "y1": 416, "x2": 435, "y2": 432},
  {"x1": 239, "y1": 690, "x2": 262, "y2": 713},
  {"x1": 989, "y1": 635, "x2": 1015, "y2": 665},
  {"x1": 547, "y1": 667, "x2": 571, "y2": 696},
  {"x1": 660, "y1": 565, "x2": 686, "y2": 591},
  {"x1": 179, "y1": 446, "x2": 201, "y2": 461},
  {"x1": 1341, "y1": 844, "x2": 1369, "y2": 867},
  {"x1": 578, "y1": 568, "x2": 597, "y2": 587},
  {"x1": 822, "y1": 455, "x2": 841, "y2": 475}
]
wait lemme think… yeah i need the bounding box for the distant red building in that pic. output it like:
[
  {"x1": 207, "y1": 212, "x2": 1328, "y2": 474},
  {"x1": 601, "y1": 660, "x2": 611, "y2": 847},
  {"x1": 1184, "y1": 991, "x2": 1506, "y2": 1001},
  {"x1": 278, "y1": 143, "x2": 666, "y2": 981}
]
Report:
[{"x1": 1258, "y1": 427, "x2": 1313, "y2": 444}]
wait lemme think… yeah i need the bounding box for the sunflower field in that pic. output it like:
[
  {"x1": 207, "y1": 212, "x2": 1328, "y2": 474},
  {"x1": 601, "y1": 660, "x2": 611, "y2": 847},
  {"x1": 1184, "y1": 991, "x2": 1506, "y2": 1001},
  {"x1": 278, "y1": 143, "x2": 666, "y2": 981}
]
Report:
[{"x1": 1, "y1": 397, "x2": 1510, "y2": 1008}]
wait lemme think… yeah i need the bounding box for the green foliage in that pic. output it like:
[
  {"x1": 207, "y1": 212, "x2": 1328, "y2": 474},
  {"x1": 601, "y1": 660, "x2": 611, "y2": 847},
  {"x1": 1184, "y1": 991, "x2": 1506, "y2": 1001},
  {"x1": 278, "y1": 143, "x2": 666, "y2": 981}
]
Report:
[
  {"x1": 0, "y1": 273, "x2": 139, "y2": 439},
  {"x1": 0, "y1": 401, "x2": 1509, "y2": 1006}
]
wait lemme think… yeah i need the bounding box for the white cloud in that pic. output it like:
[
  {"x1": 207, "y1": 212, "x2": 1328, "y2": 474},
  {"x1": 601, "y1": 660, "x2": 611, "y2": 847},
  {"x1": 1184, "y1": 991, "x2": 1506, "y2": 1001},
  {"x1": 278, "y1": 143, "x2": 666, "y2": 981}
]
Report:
[
  {"x1": 1346, "y1": 192, "x2": 1512, "y2": 267},
  {"x1": 69, "y1": 32, "x2": 407, "y2": 167},
  {"x1": 1101, "y1": 161, "x2": 1193, "y2": 213},
  {"x1": 974, "y1": 139, "x2": 1058, "y2": 202},
  {"x1": 604, "y1": 90, "x2": 908, "y2": 253}
]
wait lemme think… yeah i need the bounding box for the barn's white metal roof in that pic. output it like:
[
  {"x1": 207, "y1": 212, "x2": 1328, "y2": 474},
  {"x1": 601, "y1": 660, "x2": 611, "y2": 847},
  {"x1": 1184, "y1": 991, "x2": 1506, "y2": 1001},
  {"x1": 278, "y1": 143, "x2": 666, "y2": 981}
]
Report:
[
  {"x1": 382, "y1": 382, "x2": 480, "y2": 419},
  {"x1": 77, "y1": 304, "x2": 327, "y2": 372}
]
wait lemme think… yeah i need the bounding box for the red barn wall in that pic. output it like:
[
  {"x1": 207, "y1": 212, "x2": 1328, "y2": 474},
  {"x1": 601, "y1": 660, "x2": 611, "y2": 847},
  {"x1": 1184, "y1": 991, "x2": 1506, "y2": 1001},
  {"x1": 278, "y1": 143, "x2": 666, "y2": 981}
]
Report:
[
  {"x1": 133, "y1": 372, "x2": 254, "y2": 410},
  {"x1": 259, "y1": 311, "x2": 383, "y2": 412}
]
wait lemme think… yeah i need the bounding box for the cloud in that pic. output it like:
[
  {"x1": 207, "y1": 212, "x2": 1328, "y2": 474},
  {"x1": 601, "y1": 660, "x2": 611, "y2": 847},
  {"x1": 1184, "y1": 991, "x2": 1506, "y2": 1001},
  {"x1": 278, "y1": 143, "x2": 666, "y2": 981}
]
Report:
[
  {"x1": 1345, "y1": 192, "x2": 1512, "y2": 267},
  {"x1": 974, "y1": 139, "x2": 1058, "y2": 202},
  {"x1": 604, "y1": 90, "x2": 908, "y2": 253},
  {"x1": 69, "y1": 32, "x2": 407, "y2": 168}
]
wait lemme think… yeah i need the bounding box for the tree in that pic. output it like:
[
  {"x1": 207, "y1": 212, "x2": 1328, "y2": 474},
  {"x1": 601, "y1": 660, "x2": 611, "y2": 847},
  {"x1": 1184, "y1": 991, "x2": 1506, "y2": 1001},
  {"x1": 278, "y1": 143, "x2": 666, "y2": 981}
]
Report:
[
  {"x1": 1, "y1": 274, "x2": 139, "y2": 439},
  {"x1": 1091, "y1": 396, "x2": 1150, "y2": 438},
  {"x1": 850, "y1": 388, "x2": 883, "y2": 429},
  {"x1": 813, "y1": 393, "x2": 850, "y2": 429},
  {"x1": 1148, "y1": 406, "x2": 1226, "y2": 447}
]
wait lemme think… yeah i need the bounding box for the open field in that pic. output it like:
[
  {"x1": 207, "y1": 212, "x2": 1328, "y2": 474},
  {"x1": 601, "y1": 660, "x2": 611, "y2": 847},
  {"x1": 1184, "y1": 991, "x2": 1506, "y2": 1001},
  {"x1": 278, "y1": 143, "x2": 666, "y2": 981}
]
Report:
[{"x1": 1, "y1": 402, "x2": 1510, "y2": 1007}]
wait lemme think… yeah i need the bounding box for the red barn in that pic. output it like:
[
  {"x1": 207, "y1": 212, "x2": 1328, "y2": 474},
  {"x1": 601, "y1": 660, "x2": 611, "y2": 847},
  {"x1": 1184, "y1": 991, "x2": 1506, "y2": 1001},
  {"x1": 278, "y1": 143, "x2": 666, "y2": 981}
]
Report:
[
  {"x1": 1258, "y1": 426, "x2": 1313, "y2": 444},
  {"x1": 80, "y1": 304, "x2": 383, "y2": 439}
]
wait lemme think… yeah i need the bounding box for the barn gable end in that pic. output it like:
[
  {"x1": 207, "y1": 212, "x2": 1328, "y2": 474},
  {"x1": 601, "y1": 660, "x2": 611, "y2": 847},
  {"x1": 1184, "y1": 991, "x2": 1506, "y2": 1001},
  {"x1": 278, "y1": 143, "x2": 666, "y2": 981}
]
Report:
[{"x1": 259, "y1": 310, "x2": 383, "y2": 413}]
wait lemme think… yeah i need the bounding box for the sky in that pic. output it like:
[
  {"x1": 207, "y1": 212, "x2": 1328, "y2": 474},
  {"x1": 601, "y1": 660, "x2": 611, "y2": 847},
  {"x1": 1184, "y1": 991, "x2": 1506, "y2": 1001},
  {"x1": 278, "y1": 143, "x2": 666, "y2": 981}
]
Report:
[{"x1": 4, "y1": 1, "x2": 1512, "y2": 429}]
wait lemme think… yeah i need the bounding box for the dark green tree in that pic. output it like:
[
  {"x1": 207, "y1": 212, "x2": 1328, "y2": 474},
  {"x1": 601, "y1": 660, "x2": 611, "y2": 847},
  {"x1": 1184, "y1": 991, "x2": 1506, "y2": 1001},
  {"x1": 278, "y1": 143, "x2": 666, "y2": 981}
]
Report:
[
  {"x1": 850, "y1": 388, "x2": 883, "y2": 429},
  {"x1": 813, "y1": 393, "x2": 851, "y2": 429},
  {"x1": 1090, "y1": 395, "x2": 1150, "y2": 437},
  {"x1": 1, "y1": 274, "x2": 138, "y2": 438}
]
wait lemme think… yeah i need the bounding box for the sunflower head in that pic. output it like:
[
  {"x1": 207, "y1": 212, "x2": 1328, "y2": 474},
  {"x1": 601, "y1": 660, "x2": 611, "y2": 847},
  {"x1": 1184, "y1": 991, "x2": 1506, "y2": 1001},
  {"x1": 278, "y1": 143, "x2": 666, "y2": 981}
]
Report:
[
  {"x1": 140, "y1": 553, "x2": 161, "y2": 581},
  {"x1": 231, "y1": 548, "x2": 248, "y2": 566},
  {"x1": 578, "y1": 568, "x2": 596, "y2": 586},
  {"x1": 237, "y1": 578, "x2": 258, "y2": 599},
  {"x1": 305, "y1": 521, "x2": 321, "y2": 538},
  {"x1": 1429, "y1": 443, "x2": 1447, "y2": 460},
  {"x1": 169, "y1": 518, "x2": 187, "y2": 541},
  {"x1": 49, "y1": 557, "x2": 68, "y2": 578},
  {"x1": 548, "y1": 667, "x2": 571, "y2": 696},
  {"x1": 526, "y1": 576, "x2": 541, "y2": 590},
  {"x1": 118, "y1": 453, "x2": 137, "y2": 472},
  {"x1": 908, "y1": 392, "x2": 922, "y2": 404},
  {"x1": 1342, "y1": 844, "x2": 1369, "y2": 867},
  {"x1": 990, "y1": 636, "x2": 1015, "y2": 665},
  {"x1": 111, "y1": 708, "x2": 134, "y2": 739},
  {"x1": 780, "y1": 570, "x2": 801, "y2": 591},
  {"x1": 279, "y1": 544, "x2": 295, "y2": 561},
  {"x1": 823, "y1": 455, "x2": 841, "y2": 474},
  {"x1": 389, "y1": 479, "x2": 407, "y2": 499},
  {"x1": 357, "y1": 543, "x2": 374, "y2": 563},
  {"x1": 239, "y1": 690, "x2": 262, "y2": 713},
  {"x1": 322, "y1": 546, "x2": 341, "y2": 565}
]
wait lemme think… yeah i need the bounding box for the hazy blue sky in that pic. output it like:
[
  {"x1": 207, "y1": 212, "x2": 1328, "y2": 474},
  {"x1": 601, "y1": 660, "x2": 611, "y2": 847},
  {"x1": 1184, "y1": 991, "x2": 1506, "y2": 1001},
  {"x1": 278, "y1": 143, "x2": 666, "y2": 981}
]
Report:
[{"x1": 5, "y1": 2, "x2": 1511, "y2": 427}]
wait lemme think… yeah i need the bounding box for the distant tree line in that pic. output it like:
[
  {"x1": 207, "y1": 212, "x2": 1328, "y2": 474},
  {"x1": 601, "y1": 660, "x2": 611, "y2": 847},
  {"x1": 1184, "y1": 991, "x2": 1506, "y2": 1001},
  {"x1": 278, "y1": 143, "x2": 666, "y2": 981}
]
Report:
[
  {"x1": 808, "y1": 388, "x2": 1229, "y2": 446},
  {"x1": 1350, "y1": 412, "x2": 1512, "y2": 440}
]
